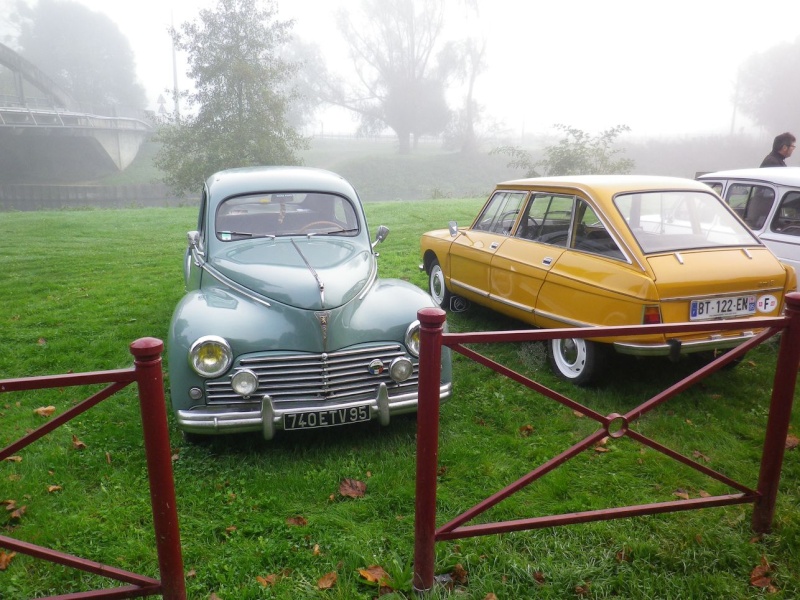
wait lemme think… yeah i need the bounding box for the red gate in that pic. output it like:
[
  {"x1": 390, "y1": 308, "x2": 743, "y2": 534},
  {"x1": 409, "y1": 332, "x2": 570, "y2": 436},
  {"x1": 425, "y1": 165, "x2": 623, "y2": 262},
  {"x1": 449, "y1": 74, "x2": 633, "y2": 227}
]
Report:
[
  {"x1": 413, "y1": 293, "x2": 800, "y2": 592},
  {"x1": 0, "y1": 338, "x2": 186, "y2": 599}
]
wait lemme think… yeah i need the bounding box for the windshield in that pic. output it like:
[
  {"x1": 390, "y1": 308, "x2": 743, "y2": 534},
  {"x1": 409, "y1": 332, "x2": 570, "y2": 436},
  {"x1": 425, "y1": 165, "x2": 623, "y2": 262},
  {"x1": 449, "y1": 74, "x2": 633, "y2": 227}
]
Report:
[
  {"x1": 215, "y1": 192, "x2": 359, "y2": 240},
  {"x1": 614, "y1": 190, "x2": 760, "y2": 253}
]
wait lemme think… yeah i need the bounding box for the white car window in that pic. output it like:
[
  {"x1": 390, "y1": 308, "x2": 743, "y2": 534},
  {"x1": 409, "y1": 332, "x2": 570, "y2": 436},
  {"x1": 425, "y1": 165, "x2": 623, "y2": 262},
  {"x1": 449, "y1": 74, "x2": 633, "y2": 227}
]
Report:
[{"x1": 771, "y1": 191, "x2": 800, "y2": 236}]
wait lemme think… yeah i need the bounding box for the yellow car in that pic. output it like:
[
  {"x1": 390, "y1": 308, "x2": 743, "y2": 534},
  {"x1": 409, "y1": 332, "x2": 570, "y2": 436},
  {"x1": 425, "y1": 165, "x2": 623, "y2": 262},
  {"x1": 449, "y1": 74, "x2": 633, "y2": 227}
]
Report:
[{"x1": 420, "y1": 175, "x2": 796, "y2": 384}]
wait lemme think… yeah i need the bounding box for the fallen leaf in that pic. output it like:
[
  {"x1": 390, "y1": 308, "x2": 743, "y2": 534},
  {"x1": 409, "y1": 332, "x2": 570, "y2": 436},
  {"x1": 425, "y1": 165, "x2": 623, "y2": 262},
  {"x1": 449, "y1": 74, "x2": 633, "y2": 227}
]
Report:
[
  {"x1": 47, "y1": 485, "x2": 62, "y2": 493},
  {"x1": 451, "y1": 563, "x2": 468, "y2": 585},
  {"x1": 339, "y1": 478, "x2": 366, "y2": 499},
  {"x1": 72, "y1": 435, "x2": 86, "y2": 450},
  {"x1": 9, "y1": 506, "x2": 26, "y2": 520},
  {"x1": 210, "y1": 594, "x2": 222, "y2": 600},
  {"x1": 257, "y1": 574, "x2": 278, "y2": 587},
  {"x1": 0, "y1": 551, "x2": 16, "y2": 570},
  {"x1": 533, "y1": 571, "x2": 545, "y2": 584},
  {"x1": 186, "y1": 569, "x2": 197, "y2": 578},
  {"x1": 750, "y1": 556, "x2": 772, "y2": 588},
  {"x1": 673, "y1": 490, "x2": 690, "y2": 500},
  {"x1": 3, "y1": 456, "x2": 22, "y2": 463},
  {"x1": 105, "y1": 452, "x2": 112, "y2": 464},
  {"x1": 33, "y1": 406, "x2": 56, "y2": 417},
  {"x1": 685, "y1": 419, "x2": 693, "y2": 425},
  {"x1": 786, "y1": 435, "x2": 800, "y2": 450},
  {"x1": 519, "y1": 424, "x2": 534, "y2": 436},
  {"x1": 317, "y1": 571, "x2": 337, "y2": 589},
  {"x1": 692, "y1": 450, "x2": 710, "y2": 462},
  {"x1": 699, "y1": 490, "x2": 711, "y2": 498},
  {"x1": 359, "y1": 565, "x2": 390, "y2": 585},
  {"x1": 286, "y1": 515, "x2": 308, "y2": 527},
  {"x1": 437, "y1": 465, "x2": 447, "y2": 477},
  {"x1": 572, "y1": 410, "x2": 585, "y2": 418},
  {"x1": 575, "y1": 581, "x2": 591, "y2": 595},
  {"x1": 37, "y1": 338, "x2": 47, "y2": 346},
  {"x1": 225, "y1": 526, "x2": 237, "y2": 534},
  {"x1": 484, "y1": 594, "x2": 498, "y2": 600},
  {"x1": 313, "y1": 544, "x2": 321, "y2": 556},
  {"x1": 3, "y1": 500, "x2": 17, "y2": 511},
  {"x1": 594, "y1": 446, "x2": 610, "y2": 453}
]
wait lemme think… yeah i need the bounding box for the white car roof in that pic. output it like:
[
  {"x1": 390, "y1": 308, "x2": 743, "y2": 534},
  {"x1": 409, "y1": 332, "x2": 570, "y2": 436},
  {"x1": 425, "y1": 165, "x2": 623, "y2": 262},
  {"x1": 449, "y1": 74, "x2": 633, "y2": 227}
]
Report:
[{"x1": 698, "y1": 167, "x2": 800, "y2": 186}]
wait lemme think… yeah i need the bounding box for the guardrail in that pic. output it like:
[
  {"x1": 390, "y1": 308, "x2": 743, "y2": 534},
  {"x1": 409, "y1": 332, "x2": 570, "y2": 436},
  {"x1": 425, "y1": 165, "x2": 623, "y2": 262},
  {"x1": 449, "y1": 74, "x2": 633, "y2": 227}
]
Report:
[
  {"x1": 0, "y1": 338, "x2": 186, "y2": 599},
  {"x1": 412, "y1": 293, "x2": 800, "y2": 592}
]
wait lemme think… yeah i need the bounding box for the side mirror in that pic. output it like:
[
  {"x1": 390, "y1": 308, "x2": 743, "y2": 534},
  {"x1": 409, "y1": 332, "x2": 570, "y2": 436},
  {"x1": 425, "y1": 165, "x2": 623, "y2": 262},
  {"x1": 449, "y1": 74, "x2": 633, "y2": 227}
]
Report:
[
  {"x1": 372, "y1": 225, "x2": 389, "y2": 249},
  {"x1": 448, "y1": 221, "x2": 458, "y2": 237}
]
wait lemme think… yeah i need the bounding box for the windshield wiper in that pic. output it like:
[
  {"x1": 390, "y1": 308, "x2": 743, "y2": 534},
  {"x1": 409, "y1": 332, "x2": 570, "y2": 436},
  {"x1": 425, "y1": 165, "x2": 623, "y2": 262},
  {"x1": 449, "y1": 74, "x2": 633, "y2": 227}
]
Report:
[{"x1": 218, "y1": 231, "x2": 276, "y2": 240}]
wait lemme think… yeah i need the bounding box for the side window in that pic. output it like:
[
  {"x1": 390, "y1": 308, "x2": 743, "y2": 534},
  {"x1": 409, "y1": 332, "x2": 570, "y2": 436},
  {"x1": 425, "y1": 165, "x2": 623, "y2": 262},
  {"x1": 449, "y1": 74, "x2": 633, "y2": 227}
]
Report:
[
  {"x1": 770, "y1": 191, "x2": 800, "y2": 236},
  {"x1": 571, "y1": 201, "x2": 625, "y2": 260},
  {"x1": 473, "y1": 191, "x2": 527, "y2": 234},
  {"x1": 516, "y1": 193, "x2": 575, "y2": 246},
  {"x1": 197, "y1": 187, "x2": 208, "y2": 245},
  {"x1": 726, "y1": 184, "x2": 775, "y2": 229}
]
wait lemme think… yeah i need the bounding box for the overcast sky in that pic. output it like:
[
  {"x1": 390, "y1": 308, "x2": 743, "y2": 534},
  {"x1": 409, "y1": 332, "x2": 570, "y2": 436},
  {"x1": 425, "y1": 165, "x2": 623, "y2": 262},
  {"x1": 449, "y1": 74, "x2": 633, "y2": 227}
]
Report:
[{"x1": 68, "y1": 0, "x2": 800, "y2": 139}]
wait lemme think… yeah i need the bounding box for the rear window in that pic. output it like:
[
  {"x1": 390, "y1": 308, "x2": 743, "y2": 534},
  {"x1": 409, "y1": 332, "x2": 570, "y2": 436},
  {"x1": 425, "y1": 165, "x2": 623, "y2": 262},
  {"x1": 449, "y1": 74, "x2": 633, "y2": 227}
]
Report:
[
  {"x1": 215, "y1": 192, "x2": 359, "y2": 240},
  {"x1": 614, "y1": 190, "x2": 759, "y2": 253}
]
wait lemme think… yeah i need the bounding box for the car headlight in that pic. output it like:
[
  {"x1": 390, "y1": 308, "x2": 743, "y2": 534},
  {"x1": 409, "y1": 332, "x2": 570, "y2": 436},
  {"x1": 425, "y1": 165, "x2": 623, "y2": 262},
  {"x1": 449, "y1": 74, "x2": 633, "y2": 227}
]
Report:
[
  {"x1": 231, "y1": 369, "x2": 259, "y2": 397},
  {"x1": 389, "y1": 357, "x2": 414, "y2": 382},
  {"x1": 189, "y1": 336, "x2": 232, "y2": 378},
  {"x1": 405, "y1": 320, "x2": 421, "y2": 357}
]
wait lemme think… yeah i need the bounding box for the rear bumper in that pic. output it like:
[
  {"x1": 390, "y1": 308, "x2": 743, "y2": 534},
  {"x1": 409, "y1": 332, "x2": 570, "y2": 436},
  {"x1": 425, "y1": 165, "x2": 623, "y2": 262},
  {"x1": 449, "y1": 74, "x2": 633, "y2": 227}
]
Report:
[
  {"x1": 176, "y1": 382, "x2": 452, "y2": 440},
  {"x1": 613, "y1": 331, "x2": 756, "y2": 357}
]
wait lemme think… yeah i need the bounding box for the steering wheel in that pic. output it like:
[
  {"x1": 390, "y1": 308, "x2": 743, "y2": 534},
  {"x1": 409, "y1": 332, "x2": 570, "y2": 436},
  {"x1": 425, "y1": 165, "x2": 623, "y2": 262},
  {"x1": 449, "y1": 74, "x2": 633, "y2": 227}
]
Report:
[{"x1": 299, "y1": 220, "x2": 341, "y2": 233}]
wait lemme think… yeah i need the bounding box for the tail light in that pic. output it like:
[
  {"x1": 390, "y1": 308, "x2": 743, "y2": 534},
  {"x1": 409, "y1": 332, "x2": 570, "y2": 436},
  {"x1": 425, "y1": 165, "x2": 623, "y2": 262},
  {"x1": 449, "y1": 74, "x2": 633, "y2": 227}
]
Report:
[{"x1": 642, "y1": 305, "x2": 662, "y2": 325}]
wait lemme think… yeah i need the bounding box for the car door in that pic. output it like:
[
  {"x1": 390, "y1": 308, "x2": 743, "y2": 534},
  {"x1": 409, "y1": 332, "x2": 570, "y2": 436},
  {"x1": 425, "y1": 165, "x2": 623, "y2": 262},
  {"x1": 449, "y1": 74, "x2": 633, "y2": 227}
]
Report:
[
  {"x1": 489, "y1": 192, "x2": 574, "y2": 324},
  {"x1": 448, "y1": 191, "x2": 527, "y2": 301},
  {"x1": 759, "y1": 188, "x2": 800, "y2": 277}
]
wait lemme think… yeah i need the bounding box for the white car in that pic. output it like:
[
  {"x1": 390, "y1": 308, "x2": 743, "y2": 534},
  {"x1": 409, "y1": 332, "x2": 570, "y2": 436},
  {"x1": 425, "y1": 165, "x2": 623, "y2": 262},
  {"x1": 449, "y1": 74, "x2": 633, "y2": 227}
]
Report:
[{"x1": 698, "y1": 168, "x2": 800, "y2": 280}]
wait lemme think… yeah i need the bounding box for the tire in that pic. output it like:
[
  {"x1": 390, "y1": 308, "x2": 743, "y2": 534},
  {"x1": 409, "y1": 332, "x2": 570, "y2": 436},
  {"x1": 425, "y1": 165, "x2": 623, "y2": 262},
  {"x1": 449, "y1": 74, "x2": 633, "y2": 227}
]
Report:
[
  {"x1": 428, "y1": 258, "x2": 452, "y2": 308},
  {"x1": 548, "y1": 337, "x2": 607, "y2": 385}
]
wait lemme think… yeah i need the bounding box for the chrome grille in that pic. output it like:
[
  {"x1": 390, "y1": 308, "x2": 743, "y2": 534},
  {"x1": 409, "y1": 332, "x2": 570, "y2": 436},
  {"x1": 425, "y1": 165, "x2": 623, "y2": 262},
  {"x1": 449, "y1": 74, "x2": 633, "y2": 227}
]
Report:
[{"x1": 205, "y1": 344, "x2": 418, "y2": 407}]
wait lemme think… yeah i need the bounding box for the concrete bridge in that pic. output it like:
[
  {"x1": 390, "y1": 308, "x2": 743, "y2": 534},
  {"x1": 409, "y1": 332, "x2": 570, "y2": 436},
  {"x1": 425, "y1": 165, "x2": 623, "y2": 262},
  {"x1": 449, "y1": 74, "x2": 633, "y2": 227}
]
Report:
[{"x1": 0, "y1": 43, "x2": 153, "y2": 183}]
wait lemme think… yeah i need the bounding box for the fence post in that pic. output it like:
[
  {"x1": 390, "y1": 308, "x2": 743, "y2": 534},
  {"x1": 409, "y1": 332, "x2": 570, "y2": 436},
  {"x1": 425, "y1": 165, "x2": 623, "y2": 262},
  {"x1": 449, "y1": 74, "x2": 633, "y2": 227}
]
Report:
[
  {"x1": 752, "y1": 292, "x2": 800, "y2": 533},
  {"x1": 413, "y1": 307, "x2": 446, "y2": 594},
  {"x1": 130, "y1": 337, "x2": 187, "y2": 600}
]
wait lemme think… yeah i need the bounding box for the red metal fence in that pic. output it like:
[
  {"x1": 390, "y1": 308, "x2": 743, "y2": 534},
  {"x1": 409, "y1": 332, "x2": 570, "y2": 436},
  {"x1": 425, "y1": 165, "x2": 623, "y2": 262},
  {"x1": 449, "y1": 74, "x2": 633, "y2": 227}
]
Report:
[
  {"x1": 0, "y1": 337, "x2": 186, "y2": 599},
  {"x1": 413, "y1": 293, "x2": 800, "y2": 592}
]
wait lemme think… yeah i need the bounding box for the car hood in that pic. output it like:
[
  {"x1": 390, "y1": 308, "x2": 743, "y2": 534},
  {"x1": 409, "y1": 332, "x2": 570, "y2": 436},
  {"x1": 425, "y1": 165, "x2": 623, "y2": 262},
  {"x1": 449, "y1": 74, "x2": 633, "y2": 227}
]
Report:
[
  {"x1": 646, "y1": 247, "x2": 788, "y2": 298},
  {"x1": 209, "y1": 237, "x2": 374, "y2": 310}
]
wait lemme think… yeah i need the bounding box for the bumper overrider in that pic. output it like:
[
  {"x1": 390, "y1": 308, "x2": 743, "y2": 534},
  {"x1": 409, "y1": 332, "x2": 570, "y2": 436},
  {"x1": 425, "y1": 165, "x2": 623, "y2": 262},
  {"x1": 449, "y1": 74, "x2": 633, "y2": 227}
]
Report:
[{"x1": 177, "y1": 382, "x2": 453, "y2": 440}]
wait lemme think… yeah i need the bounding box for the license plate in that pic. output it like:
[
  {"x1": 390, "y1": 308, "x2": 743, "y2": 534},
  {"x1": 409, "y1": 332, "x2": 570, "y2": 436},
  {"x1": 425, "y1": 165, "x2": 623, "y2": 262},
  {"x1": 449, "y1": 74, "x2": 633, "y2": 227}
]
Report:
[
  {"x1": 283, "y1": 405, "x2": 370, "y2": 430},
  {"x1": 689, "y1": 295, "x2": 756, "y2": 321}
]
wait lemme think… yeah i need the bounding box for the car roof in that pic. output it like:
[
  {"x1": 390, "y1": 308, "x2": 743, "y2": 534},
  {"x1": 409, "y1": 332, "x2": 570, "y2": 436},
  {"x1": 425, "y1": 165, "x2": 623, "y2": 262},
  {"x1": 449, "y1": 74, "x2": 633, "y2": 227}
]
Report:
[
  {"x1": 496, "y1": 174, "x2": 713, "y2": 196},
  {"x1": 205, "y1": 166, "x2": 359, "y2": 204},
  {"x1": 698, "y1": 167, "x2": 800, "y2": 186}
]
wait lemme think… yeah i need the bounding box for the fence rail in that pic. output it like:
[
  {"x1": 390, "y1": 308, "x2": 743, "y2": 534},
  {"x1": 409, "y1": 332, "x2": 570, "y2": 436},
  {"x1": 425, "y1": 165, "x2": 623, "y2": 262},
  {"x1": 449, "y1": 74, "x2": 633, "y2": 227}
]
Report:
[
  {"x1": 413, "y1": 293, "x2": 800, "y2": 592},
  {"x1": 0, "y1": 337, "x2": 186, "y2": 600}
]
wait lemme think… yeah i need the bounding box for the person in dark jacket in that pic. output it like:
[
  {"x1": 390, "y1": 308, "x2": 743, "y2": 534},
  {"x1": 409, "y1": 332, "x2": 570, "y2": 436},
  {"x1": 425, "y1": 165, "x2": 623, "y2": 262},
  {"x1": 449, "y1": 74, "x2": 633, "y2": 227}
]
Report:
[{"x1": 760, "y1": 132, "x2": 796, "y2": 167}]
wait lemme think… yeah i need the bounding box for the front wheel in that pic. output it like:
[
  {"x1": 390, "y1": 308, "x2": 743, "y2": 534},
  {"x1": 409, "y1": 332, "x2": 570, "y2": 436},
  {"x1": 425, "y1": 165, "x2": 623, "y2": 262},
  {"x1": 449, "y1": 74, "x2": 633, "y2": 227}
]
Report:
[
  {"x1": 548, "y1": 337, "x2": 607, "y2": 386},
  {"x1": 428, "y1": 258, "x2": 452, "y2": 308}
]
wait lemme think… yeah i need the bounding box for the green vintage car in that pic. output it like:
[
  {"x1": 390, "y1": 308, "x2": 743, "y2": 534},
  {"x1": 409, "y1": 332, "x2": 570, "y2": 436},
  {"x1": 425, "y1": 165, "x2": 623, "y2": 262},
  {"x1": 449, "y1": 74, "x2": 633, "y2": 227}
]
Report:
[{"x1": 168, "y1": 166, "x2": 452, "y2": 440}]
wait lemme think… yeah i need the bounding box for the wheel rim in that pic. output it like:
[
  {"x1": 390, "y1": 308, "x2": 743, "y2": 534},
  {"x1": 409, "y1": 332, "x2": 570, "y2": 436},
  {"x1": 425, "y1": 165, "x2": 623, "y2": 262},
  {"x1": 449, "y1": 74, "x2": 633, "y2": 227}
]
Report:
[
  {"x1": 429, "y1": 264, "x2": 446, "y2": 306},
  {"x1": 551, "y1": 338, "x2": 587, "y2": 378}
]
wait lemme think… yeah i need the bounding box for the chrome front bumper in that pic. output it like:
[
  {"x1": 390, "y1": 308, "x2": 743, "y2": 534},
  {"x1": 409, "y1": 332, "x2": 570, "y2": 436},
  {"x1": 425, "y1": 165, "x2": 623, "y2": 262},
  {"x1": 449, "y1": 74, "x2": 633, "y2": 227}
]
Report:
[{"x1": 176, "y1": 382, "x2": 453, "y2": 440}]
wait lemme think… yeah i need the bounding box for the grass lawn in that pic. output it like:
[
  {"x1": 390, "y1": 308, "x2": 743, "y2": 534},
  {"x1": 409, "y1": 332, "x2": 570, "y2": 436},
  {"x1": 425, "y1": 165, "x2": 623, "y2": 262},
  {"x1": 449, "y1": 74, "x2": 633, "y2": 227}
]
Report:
[{"x1": 1, "y1": 200, "x2": 800, "y2": 599}]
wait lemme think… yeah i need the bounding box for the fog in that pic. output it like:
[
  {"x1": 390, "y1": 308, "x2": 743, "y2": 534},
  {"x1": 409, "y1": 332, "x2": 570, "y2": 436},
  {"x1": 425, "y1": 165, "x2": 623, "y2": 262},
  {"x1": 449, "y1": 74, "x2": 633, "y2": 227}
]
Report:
[{"x1": 61, "y1": 0, "x2": 800, "y2": 139}]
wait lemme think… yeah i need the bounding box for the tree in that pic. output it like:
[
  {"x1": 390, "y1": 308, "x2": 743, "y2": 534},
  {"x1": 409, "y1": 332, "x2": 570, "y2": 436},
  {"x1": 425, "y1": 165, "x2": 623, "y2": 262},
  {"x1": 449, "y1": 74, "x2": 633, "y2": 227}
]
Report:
[
  {"x1": 442, "y1": 36, "x2": 488, "y2": 153},
  {"x1": 492, "y1": 125, "x2": 635, "y2": 177},
  {"x1": 154, "y1": 0, "x2": 307, "y2": 195},
  {"x1": 334, "y1": 0, "x2": 453, "y2": 153},
  {"x1": 15, "y1": 0, "x2": 146, "y2": 112},
  {"x1": 737, "y1": 37, "x2": 800, "y2": 134}
]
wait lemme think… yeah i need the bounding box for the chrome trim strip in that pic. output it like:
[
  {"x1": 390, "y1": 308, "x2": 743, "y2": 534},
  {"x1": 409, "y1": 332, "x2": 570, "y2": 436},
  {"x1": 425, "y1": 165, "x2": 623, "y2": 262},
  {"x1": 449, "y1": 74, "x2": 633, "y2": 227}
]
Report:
[
  {"x1": 450, "y1": 279, "x2": 489, "y2": 297},
  {"x1": 489, "y1": 294, "x2": 535, "y2": 313}
]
